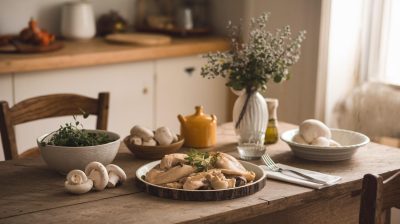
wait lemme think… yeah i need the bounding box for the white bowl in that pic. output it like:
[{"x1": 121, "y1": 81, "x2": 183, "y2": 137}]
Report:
[
  {"x1": 281, "y1": 128, "x2": 370, "y2": 161},
  {"x1": 37, "y1": 130, "x2": 120, "y2": 174}
]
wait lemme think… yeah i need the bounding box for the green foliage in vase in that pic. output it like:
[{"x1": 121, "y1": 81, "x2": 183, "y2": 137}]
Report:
[{"x1": 201, "y1": 12, "x2": 306, "y2": 92}]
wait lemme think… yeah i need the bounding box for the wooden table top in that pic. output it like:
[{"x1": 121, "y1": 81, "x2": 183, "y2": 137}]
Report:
[
  {"x1": 0, "y1": 36, "x2": 229, "y2": 75},
  {"x1": 0, "y1": 122, "x2": 399, "y2": 224}
]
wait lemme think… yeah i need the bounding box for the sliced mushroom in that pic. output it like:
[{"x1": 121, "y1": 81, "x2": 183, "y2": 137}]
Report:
[
  {"x1": 130, "y1": 125, "x2": 154, "y2": 141},
  {"x1": 106, "y1": 164, "x2": 127, "y2": 188},
  {"x1": 129, "y1": 136, "x2": 142, "y2": 145},
  {"x1": 154, "y1": 127, "x2": 174, "y2": 146},
  {"x1": 85, "y1": 161, "x2": 109, "y2": 191},
  {"x1": 65, "y1": 170, "x2": 93, "y2": 194},
  {"x1": 143, "y1": 138, "x2": 157, "y2": 146}
]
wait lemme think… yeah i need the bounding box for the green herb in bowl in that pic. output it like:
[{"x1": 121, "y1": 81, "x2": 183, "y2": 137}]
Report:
[{"x1": 41, "y1": 115, "x2": 112, "y2": 147}]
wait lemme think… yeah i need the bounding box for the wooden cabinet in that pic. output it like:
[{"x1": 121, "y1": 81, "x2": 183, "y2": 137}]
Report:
[
  {"x1": 0, "y1": 55, "x2": 229, "y2": 159},
  {"x1": 155, "y1": 56, "x2": 229, "y2": 134},
  {"x1": 12, "y1": 62, "x2": 154, "y2": 153}
]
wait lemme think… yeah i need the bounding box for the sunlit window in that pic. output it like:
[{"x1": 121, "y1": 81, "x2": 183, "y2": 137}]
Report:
[{"x1": 382, "y1": 0, "x2": 400, "y2": 85}]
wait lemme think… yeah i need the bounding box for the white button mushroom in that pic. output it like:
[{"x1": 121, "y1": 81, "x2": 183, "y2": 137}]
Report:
[
  {"x1": 143, "y1": 138, "x2": 157, "y2": 146},
  {"x1": 85, "y1": 161, "x2": 109, "y2": 191},
  {"x1": 292, "y1": 133, "x2": 308, "y2": 145},
  {"x1": 65, "y1": 170, "x2": 93, "y2": 194},
  {"x1": 299, "y1": 119, "x2": 331, "y2": 143},
  {"x1": 311, "y1": 137, "x2": 331, "y2": 147},
  {"x1": 129, "y1": 136, "x2": 142, "y2": 145},
  {"x1": 106, "y1": 164, "x2": 127, "y2": 188},
  {"x1": 130, "y1": 125, "x2": 154, "y2": 141},
  {"x1": 154, "y1": 127, "x2": 174, "y2": 146}
]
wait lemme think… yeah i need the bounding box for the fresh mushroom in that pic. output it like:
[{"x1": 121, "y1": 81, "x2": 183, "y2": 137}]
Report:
[
  {"x1": 106, "y1": 164, "x2": 127, "y2": 188},
  {"x1": 130, "y1": 125, "x2": 154, "y2": 141},
  {"x1": 85, "y1": 161, "x2": 109, "y2": 191},
  {"x1": 154, "y1": 126, "x2": 174, "y2": 146},
  {"x1": 65, "y1": 170, "x2": 93, "y2": 194},
  {"x1": 129, "y1": 136, "x2": 142, "y2": 145},
  {"x1": 143, "y1": 138, "x2": 157, "y2": 146}
]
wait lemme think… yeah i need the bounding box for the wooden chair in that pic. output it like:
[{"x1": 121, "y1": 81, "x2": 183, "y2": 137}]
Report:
[
  {"x1": 0, "y1": 92, "x2": 109, "y2": 160},
  {"x1": 359, "y1": 171, "x2": 400, "y2": 224}
]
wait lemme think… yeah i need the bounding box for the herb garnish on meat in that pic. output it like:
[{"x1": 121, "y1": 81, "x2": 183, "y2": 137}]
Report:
[{"x1": 185, "y1": 149, "x2": 220, "y2": 172}]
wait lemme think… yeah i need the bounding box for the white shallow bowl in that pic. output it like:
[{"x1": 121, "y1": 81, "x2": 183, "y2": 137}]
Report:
[
  {"x1": 37, "y1": 130, "x2": 121, "y2": 174},
  {"x1": 281, "y1": 128, "x2": 370, "y2": 161}
]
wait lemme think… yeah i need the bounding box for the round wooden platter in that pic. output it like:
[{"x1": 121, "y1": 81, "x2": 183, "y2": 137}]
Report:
[{"x1": 135, "y1": 160, "x2": 267, "y2": 201}]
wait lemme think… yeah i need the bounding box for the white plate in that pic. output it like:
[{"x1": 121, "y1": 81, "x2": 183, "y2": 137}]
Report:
[
  {"x1": 135, "y1": 160, "x2": 267, "y2": 200},
  {"x1": 281, "y1": 128, "x2": 370, "y2": 161}
]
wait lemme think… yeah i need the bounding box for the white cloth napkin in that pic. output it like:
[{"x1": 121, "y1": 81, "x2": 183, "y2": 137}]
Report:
[{"x1": 260, "y1": 163, "x2": 342, "y2": 189}]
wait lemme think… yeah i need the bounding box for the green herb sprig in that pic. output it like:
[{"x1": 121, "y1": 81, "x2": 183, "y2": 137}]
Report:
[
  {"x1": 185, "y1": 149, "x2": 220, "y2": 172},
  {"x1": 41, "y1": 112, "x2": 111, "y2": 147}
]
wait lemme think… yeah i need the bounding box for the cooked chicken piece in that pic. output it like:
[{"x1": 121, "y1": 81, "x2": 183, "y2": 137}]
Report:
[
  {"x1": 220, "y1": 169, "x2": 256, "y2": 182},
  {"x1": 160, "y1": 153, "x2": 188, "y2": 169},
  {"x1": 183, "y1": 172, "x2": 209, "y2": 190},
  {"x1": 215, "y1": 153, "x2": 256, "y2": 182},
  {"x1": 162, "y1": 182, "x2": 183, "y2": 189},
  {"x1": 206, "y1": 170, "x2": 236, "y2": 190},
  {"x1": 146, "y1": 164, "x2": 196, "y2": 185}
]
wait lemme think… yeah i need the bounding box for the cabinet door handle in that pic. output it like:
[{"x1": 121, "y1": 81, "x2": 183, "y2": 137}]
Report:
[
  {"x1": 143, "y1": 87, "x2": 149, "y2": 95},
  {"x1": 185, "y1": 67, "x2": 195, "y2": 76}
]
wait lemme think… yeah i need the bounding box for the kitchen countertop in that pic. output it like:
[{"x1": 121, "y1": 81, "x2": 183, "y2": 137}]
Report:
[{"x1": 0, "y1": 37, "x2": 230, "y2": 75}]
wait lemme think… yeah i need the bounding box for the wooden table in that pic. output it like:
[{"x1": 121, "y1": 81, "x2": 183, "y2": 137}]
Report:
[{"x1": 0, "y1": 122, "x2": 399, "y2": 224}]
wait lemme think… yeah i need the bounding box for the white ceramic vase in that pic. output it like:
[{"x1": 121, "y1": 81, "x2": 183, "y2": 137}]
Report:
[{"x1": 232, "y1": 89, "x2": 268, "y2": 144}]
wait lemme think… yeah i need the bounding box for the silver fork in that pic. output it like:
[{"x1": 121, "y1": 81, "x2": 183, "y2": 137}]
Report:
[{"x1": 261, "y1": 154, "x2": 328, "y2": 185}]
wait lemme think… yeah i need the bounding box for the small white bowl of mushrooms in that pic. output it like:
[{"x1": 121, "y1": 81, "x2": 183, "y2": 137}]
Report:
[
  {"x1": 124, "y1": 125, "x2": 184, "y2": 159},
  {"x1": 281, "y1": 119, "x2": 370, "y2": 161}
]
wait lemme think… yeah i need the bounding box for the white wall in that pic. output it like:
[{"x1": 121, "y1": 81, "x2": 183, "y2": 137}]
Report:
[
  {"x1": 0, "y1": 0, "x2": 136, "y2": 35},
  {"x1": 211, "y1": 0, "x2": 322, "y2": 124}
]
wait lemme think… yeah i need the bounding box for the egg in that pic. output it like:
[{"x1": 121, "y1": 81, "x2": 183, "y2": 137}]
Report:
[
  {"x1": 311, "y1": 137, "x2": 330, "y2": 147},
  {"x1": 292, "y1": 133, "x2": 308, "y2": 145},
  {"x1": 299, "y1": 119, "x2": 331, "y2": 143}
]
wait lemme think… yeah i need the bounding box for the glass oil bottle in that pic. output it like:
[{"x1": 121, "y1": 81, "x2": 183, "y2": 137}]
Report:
[{"x1": 265, "y1": 98, "x2": 279, "y2": 144}]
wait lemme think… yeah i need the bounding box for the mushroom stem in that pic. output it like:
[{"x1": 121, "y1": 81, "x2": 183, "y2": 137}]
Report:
[{"x1": 107, "y1": 173, "x2": 120, "y2": 188}]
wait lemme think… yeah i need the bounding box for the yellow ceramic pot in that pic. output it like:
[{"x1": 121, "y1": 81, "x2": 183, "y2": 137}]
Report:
[{"x1": 177, "y1": 106, "x2": 217, "y2": 148}]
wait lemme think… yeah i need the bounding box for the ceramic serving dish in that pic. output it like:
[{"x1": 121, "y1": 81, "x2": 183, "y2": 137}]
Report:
[
  {"x1": 135, "y1": 160, "x2": 267, "y2": 201},
  {"x1": 124, "y1": 135, "x2": 184, "y2": 159},
  {"x1": 37, "y1": 130, "x2": 120, "y2": 174},
  {"x1": 281, "y1": 128, "x2": 370, "y2": 161}
]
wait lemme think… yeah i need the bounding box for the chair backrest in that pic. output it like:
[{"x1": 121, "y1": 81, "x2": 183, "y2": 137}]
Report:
[
  {"x1": 359, "y1": 171, "x2": 400, "y2": 224},
  {"x1": 0, "y1": 92, "x2": 109, "y2": 160}
]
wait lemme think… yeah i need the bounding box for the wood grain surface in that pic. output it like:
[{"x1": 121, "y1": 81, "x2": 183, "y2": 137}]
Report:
[
  {"x1": 0, "y1": 122, "x2": 399, "y2": 224},
  {"x1": 0, "y1": 37, "x2": 230, "y2": 75}
]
